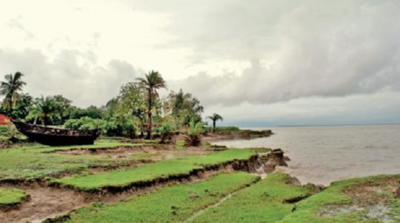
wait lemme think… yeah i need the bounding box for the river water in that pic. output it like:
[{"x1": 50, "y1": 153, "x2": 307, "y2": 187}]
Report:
[{"x1": 214, "y1": 125, "x2": 400, "y2": 186}]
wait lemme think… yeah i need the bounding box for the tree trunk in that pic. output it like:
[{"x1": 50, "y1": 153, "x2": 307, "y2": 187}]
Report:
[
  {"x1": 140, "y1": 124, "x2": 144, "y2": 138},
  {"x1": 43, "y1": 115, "x2": 47, "y2": 126},
  {"x1": 146, "y1": 88, "x2": 153, "y2": 139},
  {"x1": 213, "y1": 120, "x2": 216, "y2": 133},
  {"x1": 8, "y1": 96, "x2": 12, "y2": 115}
]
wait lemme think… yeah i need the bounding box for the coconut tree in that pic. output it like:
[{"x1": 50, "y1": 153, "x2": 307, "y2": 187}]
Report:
[
  {"x1": 29, "y1": 96, "x2": 57, "y2": 126},
  {"x1": 207, "y1": 113, "x2": 223, "y2": 133},
  {"x1": 0, "y1": 72, "x2": 26, "y2": 114},
  {"x1": 136, "y1": 71, "x2": 167, "y2": 139}
]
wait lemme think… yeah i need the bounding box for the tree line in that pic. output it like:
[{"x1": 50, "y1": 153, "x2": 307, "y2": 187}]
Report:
[{"x1": 0, "y1": 71, "x2": 224, "y2": 141}]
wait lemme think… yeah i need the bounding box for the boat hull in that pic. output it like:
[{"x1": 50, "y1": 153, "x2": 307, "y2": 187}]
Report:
[{"x1": 12, "y1": 121, "x2": 101, "y2": 146}]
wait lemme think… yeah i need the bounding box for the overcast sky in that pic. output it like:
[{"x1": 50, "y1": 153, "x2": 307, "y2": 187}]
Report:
[{"x1": 1, "y1": 0, "x2": 400, "y2": 126}]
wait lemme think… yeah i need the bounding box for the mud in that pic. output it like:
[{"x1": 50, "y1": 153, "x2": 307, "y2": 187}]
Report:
[{"x1": 0, "y1": 186, "x2": 87, "y2": 223}]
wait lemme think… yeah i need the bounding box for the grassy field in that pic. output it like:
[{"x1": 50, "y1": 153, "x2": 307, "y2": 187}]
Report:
[
  {"x1": 53, "y1": 173, "x2": 400, "y2": 223},
  {"x1": 0, "y1": 140, "x2": 138, "y2": 180},
  {"x1": 278, "y1": 174, "x2": 400, "y2": 223},
  {"x1": 2, "y1": 133, "x2": 399, "y2": 223},
  {"x1": 57, "y1": 172, "x2": 258, "y2": 223},
  {"x1": 51, "y1": 149, "x2": 258, "y2": 191},
  {"x1": 191, "y1": 173, "x2": 316, "y2": 223},
  {"x1": 0, "y1": 188, "x2": 29, "y2": 207}
]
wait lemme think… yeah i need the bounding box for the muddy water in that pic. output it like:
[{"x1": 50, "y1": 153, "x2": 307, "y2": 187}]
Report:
[{"x1": 214, "y1": 125, "x2": 400, "y2": 186}]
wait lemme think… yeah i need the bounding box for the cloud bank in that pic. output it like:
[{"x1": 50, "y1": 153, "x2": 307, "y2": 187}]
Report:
[{"x1": 1, "y1": 0, "x2": 400, "y2": 124}]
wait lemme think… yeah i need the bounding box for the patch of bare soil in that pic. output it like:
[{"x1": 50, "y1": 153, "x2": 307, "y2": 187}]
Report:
[
  {"x1": 344, "y1": 177, "x2": 400, "y2": 206},
  {"x1": 320, "y1": 177, "x2": 400, "y2": 222},
  {"x1": 0, "y1": 186, "x2": 87, "y2": 223},
  {"x1": 52, "y1": 146, "x2": 213, "y2": 162},
  {"x1": 203, "y1": 130, "x2": 273, "y2": 143}
]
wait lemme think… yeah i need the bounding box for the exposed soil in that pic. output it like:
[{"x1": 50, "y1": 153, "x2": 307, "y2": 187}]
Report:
[
  {"x1": 203, "y1": 130, "x2": 273, "y2": 143},
  {"x1": 319, "y1": 177, "x2": 400, "y2": 222},
  {"x1": 0, "y1": 186, "x2": 87, "y2": 223},
  {"x1": 344, "y1": 177, "x2": 400, "y2": 207},
  {"x1": 51, "y1": 146, "x2": 213, "y2": 162},
  {"x1": 0, "y1": 194, "x2": 30, "y2": 213}
]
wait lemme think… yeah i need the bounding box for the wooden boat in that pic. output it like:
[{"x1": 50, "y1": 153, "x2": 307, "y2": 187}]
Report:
[{"x1": 12, "y1": 120, "x2": 101, "y2": 146}]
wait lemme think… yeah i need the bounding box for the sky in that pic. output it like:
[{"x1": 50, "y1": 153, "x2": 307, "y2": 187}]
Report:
[{"x1": 0, "y1": 0, "x2": 400, "y2": 126}]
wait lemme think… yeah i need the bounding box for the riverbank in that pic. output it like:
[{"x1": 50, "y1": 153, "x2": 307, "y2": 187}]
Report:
[
  {"x1": 0, "y1": 128, "x2": 399, "y2": 223},
  {"x1": 203, "y1": 126, "x2": 273, "y2": 142}
]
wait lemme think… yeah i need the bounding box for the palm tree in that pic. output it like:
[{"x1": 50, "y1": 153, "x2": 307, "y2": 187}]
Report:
[
  {"x1": 207, "y1": 113, "x2": 223, "y2": 132},
  {"x1": 30, "y1": 96, "x2": 57, "y2": 126},
  {"x1": 0, "y1": 72, "x2": 26, "y2": 114},
  {"x1": 136, "y1": 71, "x2": 167, "y2": 139}
]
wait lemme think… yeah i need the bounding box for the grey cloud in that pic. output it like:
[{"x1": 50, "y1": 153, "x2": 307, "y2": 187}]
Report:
[
  {"x1": 0, "y1": 49, "x2": 139, "y2": 107},
  {"x1": 161, "y1": 0, "x2": 400, "y2": 106}
]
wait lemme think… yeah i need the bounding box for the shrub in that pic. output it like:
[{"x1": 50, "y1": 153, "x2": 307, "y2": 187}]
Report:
[
  {"x1": 158, "y1": 122, "x2": 173, "y2": 144},
  {"x1": 184, "y1": 121, "x2": 204, "y2": 147}
]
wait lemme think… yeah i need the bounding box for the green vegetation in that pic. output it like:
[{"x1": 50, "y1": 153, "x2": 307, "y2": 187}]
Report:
[
  {"x1": 0, "y1": 188, "x2": 29, "y2": 207},
  {"x1": 207, "y1": 113, "x2": 223, "y2": 132},
  {"x1": 184, "y1": 121, "x2": 205, "y2": 146},
  {"x1": 51, "y1": 149, "x2": 258, "y2": 191},
  {"x1": 165, "y1": 89, "x2": 204, "y2": 128},
  {"x1": 191, "y1": 173, "x2": 315, "y2": 223},
  {"x1": 0, "y1": 140, "x2": 137, "y2": 180},
  {"x1": 214, "y1": 126, "x2": 242, "y2": 134},
  {"x1": 62, "y1": 172, "x2": 258, "y2": 223},
  {"x1": 278, "y1": 174, "x2": 400, "y2": 223},
  {"x1": 28, "y1": 96, "x2": 58, "y2": 126},
  {"x1": 136, "y1": 71, "x2": 167, "y2": 139},
  {"x1": 0, "y1": 72, "x2": 26, "y2": 114}
]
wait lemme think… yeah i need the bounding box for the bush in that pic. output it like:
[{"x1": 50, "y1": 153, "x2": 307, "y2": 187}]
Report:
[
  {"x1": 64, "y1": 116, "x2": 137, "y2": 138},
  {"x1": 184, "y1": 121, "x2": 204, "y2": 147},
  {"x1": 157, "y1": 122, "x2": 173, "y2": 144},
  {"x1": 214, "y1": 126, "x2": 240, "y2": 134},
  {"x1": 63, "y1": 117, "x2": 103, "y2": 130}
]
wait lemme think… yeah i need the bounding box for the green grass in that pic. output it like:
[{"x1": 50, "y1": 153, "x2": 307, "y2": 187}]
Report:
[
  {"x1": 191, "y1": 173, "x2": 315, "y2": 223},
  {"x1": 0, "y1": 140, "x2": 139, "y2": 180},
  {"x1": 175, "y1": 140, "x2": 185, "y2": 150},
  {"x1": 214, "y1": 126, "x2": 242, "y2": 135},
  {"x1": 51, "y1": 149, "x2": 258, "y2": 191},
  {"x1": 62, "y1": 172, "x2": 258, "y2": 223},
  {"x1": 0, "y1": 188, "x2": 29, "y2": 206},
  {"x1": 277, "y1": 174, "x2": 400, "y2": 223},
  {"x1": 40, "y1": 140, "x2": 138, "y2": 152}
]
